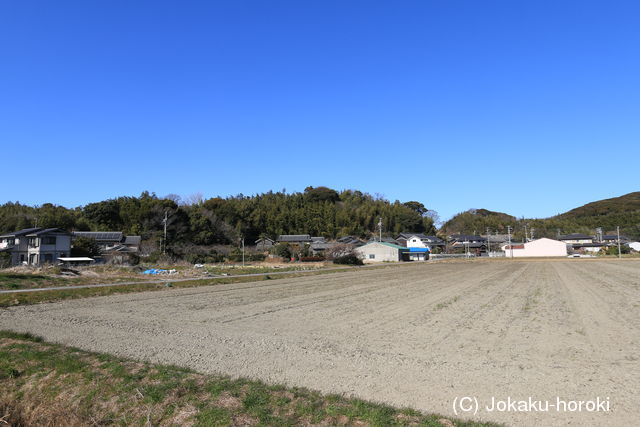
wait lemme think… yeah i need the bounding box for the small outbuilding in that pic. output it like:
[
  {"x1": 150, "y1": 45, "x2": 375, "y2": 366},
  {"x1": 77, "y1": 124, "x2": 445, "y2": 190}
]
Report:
[
  {"x1": 355, "y1": 242, "x2": 408, "y2": 263},
  {"x1": 502, "y1": 238, "x2": 568, "y2": 258}
]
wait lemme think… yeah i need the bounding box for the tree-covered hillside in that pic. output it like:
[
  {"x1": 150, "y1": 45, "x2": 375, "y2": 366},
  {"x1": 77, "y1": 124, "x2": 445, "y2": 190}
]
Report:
[
  {"x1": 440, "y1": 209, "x2": 516, "y2": 236},
  {"x1": 0, "y1": 187, "x2": 437, "y2": 252},
  {"x1": 440, "y1": 192, "x2": 640, "y2": 240}
]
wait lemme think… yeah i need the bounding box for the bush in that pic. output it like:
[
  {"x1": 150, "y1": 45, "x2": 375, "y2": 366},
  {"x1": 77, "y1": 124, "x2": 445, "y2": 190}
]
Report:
[
  {"x1": 271, "y1": 243, "x2": 292, "y2": 260},
  {"x1": 71, "y1": 237, "x2": 102, "y2": 258},
  {"x1": 185, "y1": 252, "x2": 225, "y2": 264},
  {"x1": 226, "y1": 252, "x2": 266, "y2": 262},
  {"x1": 333, "y1": 254, "x2": 363, "y2": 265},
  {"x1": 0, "y1": 252, "x2": 11, "y2": 269}
]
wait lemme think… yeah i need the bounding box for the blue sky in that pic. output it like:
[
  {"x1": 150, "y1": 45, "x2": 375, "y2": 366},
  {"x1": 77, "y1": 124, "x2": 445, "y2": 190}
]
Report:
[{"x1": 2, "y1": 1, "x2": 639, "y2": 221}]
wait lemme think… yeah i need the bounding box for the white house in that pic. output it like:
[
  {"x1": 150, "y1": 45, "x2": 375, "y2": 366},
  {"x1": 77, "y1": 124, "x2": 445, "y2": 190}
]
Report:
[
  {"x1": 502, "y1": 238, "x2": 568, "y2": 258},
  {"x1": 355, "y1": 242, "x2": 408, "y2": 263},
  {"x1": 0, "y1": 228, "x2": 72, "y2": 266}
]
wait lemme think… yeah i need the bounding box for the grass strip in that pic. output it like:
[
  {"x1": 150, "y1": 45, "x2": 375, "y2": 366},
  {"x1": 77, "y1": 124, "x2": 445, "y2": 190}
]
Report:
[
  {"x1": 0, "y1": 330, "x2": 500, "y2": 426},
  {"x1": 0, "y1": 264, "x2": 406, "y2": 307}
]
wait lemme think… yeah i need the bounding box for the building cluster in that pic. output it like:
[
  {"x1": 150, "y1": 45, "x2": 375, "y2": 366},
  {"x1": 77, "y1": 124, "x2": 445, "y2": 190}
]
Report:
[
  {"x1": 0, "y1": 226, "x2": 637, "y2": 267},
  {"x1": 0, "y1": 228, "x2": 141, "y2": 267}
]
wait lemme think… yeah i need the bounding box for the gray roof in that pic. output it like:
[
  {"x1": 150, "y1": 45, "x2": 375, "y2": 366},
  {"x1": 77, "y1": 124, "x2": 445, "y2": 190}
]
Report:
[
  {"x1": 310, "y1": 242, "x2": 334, "y2": 250},
  {"x1": 277, "y1": 234, "x2": 312, "y2": 242},
  {"x1": 123, "y1": 236, "x2": 141, "y2": 246},
  {"x1": 73, "y1": 231, "x2": 123, "y2": 242},
  {"x1": 558, "y1": 233, "x2": 592, "y2": 240},
  {"x1": 1, "y1": 227, "x2": 70, "y2": 238},
  {"x1": 311, "y1": 236, "x2": 326, "y2": 242},
  {"x1": 0, "y1": 228, "x2": 42, "y2": 238},
  {"x1": 449, "y1": 234, "x2": 486, "y2": 242},
  {"x1": 255, "y1": 237, "x2": 275, "y2": 244},
  {"x1": 396, "y1": 232, "x2": 428, "y2": 240}
]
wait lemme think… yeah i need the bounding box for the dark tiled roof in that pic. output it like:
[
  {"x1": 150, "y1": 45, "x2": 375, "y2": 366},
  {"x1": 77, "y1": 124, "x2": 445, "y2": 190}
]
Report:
[
  {"x1": 73, "y1": 231, "x2": 123, "y2": 242},
  {"x1": 277, "y1": 234, "x2": 312, "y2": 242},
  {"x1": 29, "y1": 228, "x2": 70, "y2": 236},
  {"x1": 123, "y1": 236, "x2": 142, "y2": 246},
  {"x1": 0, "y1": 228, "x2": 42, "y2": 237},
  {"x1": 450, "y1": 234, "x2": 486, "y2": 242},
  {"x1": 1, "y1": 227, "x2": 70, "y2": 237},
  {"x1": 558, "y1": 234, "x2": 592, "y2": 240}
]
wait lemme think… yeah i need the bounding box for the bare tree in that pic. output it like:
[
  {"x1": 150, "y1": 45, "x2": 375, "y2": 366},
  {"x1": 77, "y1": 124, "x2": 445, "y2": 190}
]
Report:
[{"x1": 183, "y1": 192, "x2": 204, "y2": 206}]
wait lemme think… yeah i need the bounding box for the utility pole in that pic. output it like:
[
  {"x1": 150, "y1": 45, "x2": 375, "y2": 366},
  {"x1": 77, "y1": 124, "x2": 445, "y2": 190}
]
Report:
[
  {"x1": 241, "y1": 236, "x2": 245, "y2": 266},
  {"x1": 162, "y1": 210, "x2": 168, "y2": 255},
  {"x1": 524, "y1": 224, "x2": 528, "y2": 242},
  {"x1": 530, "y1": 227, "x2": 535, "y2": 240},
  {"x1": 617, "y1": 226, "x2": 622, "y2": 259},
  {"x1": 486, "y1": 227, "x2": 491, "y2": 255},
  {"x1": 507, "y1": 226, "x2": 513, "y2": 258},
  {"x1": 378, "y1": 217, "x2": 383, "y2": 242}
]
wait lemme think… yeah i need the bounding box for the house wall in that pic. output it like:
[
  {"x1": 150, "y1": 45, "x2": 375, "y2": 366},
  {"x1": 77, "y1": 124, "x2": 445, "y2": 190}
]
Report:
[
  {"x1": 508, "y1": 238, "x2": 568, "y2": 257},
  {"x1": 405, "y1": 236, "x2": 427, "y2": 248},
  {"x1": 355, "y1": 243, "x2": 401, "y2": 263}
]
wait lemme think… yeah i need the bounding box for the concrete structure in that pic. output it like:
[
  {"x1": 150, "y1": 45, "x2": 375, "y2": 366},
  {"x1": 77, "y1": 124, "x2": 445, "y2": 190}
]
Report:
[
  {"x1": 502, "y1": 238, "x2": 568, "y2": 258},
  {"x1": 355, "y1": 242, "x2": 408, "y2": 263},
  {"x1": 0, "y1": 228, "x2": 72, "y2": 266}
]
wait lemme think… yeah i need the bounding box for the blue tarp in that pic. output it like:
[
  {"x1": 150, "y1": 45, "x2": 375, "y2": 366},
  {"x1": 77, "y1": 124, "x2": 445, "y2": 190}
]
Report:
[{"x1": 143, "y1": 269, "x2": 168, "y2": 275}]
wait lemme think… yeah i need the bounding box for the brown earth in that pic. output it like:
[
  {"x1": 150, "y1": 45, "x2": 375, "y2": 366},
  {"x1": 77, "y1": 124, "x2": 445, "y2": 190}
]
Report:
[{"x1": 1, "y1": 259, "x2": 639, "y2": 426}]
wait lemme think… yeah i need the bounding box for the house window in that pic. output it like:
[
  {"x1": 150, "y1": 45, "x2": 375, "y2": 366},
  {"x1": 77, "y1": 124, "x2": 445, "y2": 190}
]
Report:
[
  {"x1": 369, "y1": 254, "x2": 375, "y2": 259},
  {"x1": 43, "y1": 236, "x2": 56, "y2": 245},
  {"x1": 28, "y1": 237, "x2": 39, "y2": 248},
  {"x1": 412, "y1": 239, "x2": 417, "y2": 242}
]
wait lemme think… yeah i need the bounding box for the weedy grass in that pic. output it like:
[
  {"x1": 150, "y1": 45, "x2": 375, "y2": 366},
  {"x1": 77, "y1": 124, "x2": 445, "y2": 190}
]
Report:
[
  {"x1": 0, "y1": 330, "x2": 502, "y2": 426},
  {"x1": 0, "y1": 263, "x2": 408, "y2": 307}
]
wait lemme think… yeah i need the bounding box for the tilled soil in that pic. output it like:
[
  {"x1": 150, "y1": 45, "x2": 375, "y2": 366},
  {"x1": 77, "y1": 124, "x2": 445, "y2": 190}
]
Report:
[{"x1": 1, "y1": 260, "x2": 639, "y2": 426}]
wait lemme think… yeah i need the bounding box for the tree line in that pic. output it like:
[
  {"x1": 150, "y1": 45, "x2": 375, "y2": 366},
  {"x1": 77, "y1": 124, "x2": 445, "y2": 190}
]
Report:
[{"x1": 0, "y1": 187, "x2": 437, "y2": 255}]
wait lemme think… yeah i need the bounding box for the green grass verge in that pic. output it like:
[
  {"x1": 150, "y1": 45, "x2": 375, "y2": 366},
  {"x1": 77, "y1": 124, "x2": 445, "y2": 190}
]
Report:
[{"x1": 0, "y1": 330, "x2": 500, "y2": 426}]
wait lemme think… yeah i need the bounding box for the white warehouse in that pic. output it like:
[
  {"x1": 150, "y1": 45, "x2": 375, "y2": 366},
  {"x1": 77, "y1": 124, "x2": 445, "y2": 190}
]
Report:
[
  {"x1": 502, "y1": 238, "x2": 568, "y2": 258},
  {"x1": 355, "y1": 242, "x2": 408, "y2": 263}
]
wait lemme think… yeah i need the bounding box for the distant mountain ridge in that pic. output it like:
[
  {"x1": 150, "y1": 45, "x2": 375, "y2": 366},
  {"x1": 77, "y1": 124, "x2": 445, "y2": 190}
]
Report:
[{"x1": 441, "y1": 192, "x2": 640, "y2": 240}]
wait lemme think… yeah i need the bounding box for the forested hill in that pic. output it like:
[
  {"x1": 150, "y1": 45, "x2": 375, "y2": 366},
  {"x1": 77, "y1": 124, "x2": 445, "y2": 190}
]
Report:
[
  {"x1": 440, "y1": 209, "x2": 516, "y2": 235},
  {"x1": 0, "y1": 187, "x2": 436, "y2": 246},
  {"x1": 440, "y1": 192, "x2": 640, "y2": 240}
]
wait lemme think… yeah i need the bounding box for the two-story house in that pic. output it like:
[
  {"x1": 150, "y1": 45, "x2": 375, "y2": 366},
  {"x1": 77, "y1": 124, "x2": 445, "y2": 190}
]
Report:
[{"x1": 0, "y1": 228, "x2": 72, "y2": 266}]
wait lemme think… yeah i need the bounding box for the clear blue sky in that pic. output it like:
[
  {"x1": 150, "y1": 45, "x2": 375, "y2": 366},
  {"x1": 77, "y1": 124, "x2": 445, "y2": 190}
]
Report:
[{"x1": 2, "y1": 1, "x2": 639, "y2": 221}]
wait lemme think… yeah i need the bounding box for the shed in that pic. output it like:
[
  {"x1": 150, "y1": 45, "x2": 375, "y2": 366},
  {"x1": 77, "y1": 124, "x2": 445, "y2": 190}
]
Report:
[{"x1": 355, "y1": 242, "x2": 408, "y2": 263}]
